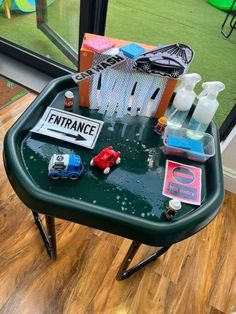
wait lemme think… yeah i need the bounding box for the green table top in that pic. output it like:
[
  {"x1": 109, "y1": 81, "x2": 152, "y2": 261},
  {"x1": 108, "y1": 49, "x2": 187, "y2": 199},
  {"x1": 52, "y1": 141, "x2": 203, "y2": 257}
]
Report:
[{"x1": 3, "y1": 75, "x2": 224, "y2": 246}]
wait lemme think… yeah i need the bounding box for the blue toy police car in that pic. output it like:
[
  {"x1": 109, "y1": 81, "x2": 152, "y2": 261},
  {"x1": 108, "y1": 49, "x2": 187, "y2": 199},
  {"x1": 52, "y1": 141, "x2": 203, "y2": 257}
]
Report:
[{"x1": 48, "y1": 154, "x2": 84, "y2": 180}]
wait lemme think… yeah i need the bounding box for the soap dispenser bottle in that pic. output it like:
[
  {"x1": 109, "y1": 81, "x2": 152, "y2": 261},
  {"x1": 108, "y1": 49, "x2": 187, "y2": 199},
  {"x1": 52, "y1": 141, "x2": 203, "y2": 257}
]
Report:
[
  {"x1": 167, "y1": 73, "x2": 201, "y2": 128},
  {"x1": 187, "y1": 81, "x2": 225, "y2": 138}
]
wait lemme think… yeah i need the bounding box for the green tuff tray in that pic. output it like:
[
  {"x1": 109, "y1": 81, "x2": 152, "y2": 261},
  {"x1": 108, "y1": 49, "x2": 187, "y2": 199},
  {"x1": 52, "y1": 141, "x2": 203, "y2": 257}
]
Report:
[{"x1": 3, "y1": 75, "x2": 224, "y2": 246}]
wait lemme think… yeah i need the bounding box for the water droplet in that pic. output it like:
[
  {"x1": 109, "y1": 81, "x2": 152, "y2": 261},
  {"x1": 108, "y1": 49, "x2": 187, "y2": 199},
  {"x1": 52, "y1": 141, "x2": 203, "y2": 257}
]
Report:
[
  {"x1": 116, "y1": 195, "x2": 120, "y2": 199},
  {"x1": 29, "y1": 156, "x2": 34, "y2": 159},
  {"x1": 141, "y1": 213, "x2": 145, "y2": 217},
  {"x1": 136, "y1": 180, "x2": 140, "y2": 183}
]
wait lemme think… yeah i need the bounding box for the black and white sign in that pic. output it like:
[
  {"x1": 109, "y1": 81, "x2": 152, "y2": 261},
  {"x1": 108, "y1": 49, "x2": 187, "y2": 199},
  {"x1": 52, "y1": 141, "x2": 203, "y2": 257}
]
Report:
[
  {"x1": 72, "y1": 54, "x2": 126, "y2": 83},
  {"x1": 31, "y1": 108, "x2": 104, "y2": 149},
  {"x1": 134, "y1": 43, "x2": 195, "y2": 79}
]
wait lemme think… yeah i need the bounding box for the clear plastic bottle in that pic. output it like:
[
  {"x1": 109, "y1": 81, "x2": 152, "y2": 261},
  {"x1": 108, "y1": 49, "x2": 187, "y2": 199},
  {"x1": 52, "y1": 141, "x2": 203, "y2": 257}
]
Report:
[
  {"x1": 187, "y1": 81, "x2": 225, "y2": 138},
  {"x1": 167, "y1": 73, "x2": 201, "y2": 128}
]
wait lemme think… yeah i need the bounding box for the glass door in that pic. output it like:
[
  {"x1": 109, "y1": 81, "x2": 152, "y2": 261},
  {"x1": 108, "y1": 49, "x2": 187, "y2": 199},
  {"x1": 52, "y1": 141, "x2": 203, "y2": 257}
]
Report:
[
  {"x1": 0, "y1": 0, "x2": 108, "y2": 72},
  {"x1": 36, "y1": 0, "x2": 108, "y2": 70},
  {"x1": 36, "y1": 0, "x2": 80, "y2": 68}
]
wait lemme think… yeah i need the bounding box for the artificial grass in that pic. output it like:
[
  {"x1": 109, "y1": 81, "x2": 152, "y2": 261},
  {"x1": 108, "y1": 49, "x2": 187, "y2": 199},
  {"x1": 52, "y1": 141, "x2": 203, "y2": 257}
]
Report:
[
  {"x1": 105, "y1": 0, "x2": 236, "y2": 126},
  {"x1": 0, "y1": 0, "x2": 235, "y2": 126}
]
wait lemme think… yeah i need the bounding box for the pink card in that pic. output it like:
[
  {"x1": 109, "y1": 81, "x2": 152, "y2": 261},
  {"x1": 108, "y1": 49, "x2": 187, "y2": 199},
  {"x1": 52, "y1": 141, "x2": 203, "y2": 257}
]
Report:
[
  {"x1": 162, "y1": 160, "x2": 202, "y2": 205},
  {"x1": 84, "y1": 36, "x2": 115, "y2": 53}
]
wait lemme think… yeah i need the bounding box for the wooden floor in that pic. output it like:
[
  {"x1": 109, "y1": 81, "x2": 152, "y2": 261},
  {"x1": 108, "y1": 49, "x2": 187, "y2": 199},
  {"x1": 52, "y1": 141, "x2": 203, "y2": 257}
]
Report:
[{"x1": 0, "y1": 94, "x2": 236, "y2": 314}]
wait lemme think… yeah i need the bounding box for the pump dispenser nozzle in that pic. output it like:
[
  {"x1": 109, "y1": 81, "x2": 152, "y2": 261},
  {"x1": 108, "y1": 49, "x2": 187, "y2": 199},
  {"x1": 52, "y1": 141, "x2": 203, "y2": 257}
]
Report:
[
  {"x1": 176, "y1": 73, "x2": 201, "y2": 92},
  {"x1": 198, "y1": 81, "x2": 225, "y2": 98}
]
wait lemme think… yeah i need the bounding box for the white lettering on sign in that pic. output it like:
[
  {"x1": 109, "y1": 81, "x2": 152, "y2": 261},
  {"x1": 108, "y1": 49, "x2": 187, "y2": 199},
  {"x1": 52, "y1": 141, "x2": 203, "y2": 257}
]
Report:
[
  {"x1": 31, "y1": 108, "x2": 104, "y2": 149},
  {"x1": 72, "y1": 54, "x2": 126, "y2": 84}
]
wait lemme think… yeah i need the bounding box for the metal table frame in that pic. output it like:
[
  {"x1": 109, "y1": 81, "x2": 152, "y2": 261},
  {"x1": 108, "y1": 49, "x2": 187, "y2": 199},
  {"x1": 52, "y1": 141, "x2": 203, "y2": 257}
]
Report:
[
  {"x1": 221, "y1": 0, "x2": 236, "y2": 38},
  {"x1": 32, "y1": 211, "x2": 172, "y2": 280}
]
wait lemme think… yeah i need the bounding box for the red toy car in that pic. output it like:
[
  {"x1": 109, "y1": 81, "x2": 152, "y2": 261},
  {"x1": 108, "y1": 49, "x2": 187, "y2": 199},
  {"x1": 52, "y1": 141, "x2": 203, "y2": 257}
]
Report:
[{"x1": 90, "y1": 146, "x2": 121, "y2": 174}]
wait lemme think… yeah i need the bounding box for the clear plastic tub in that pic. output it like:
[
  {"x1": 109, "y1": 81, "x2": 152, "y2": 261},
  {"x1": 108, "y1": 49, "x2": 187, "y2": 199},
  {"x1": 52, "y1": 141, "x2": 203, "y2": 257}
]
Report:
[{"x1": 161, "y1": 127, "x2": 215, "y2": 162}]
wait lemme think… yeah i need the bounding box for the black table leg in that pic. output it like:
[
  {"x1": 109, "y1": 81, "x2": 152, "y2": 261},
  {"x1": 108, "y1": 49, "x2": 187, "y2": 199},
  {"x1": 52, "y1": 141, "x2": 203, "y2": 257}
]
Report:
[
  {"x1": 32, "y1": 211, "x2": 57, "y2": 260},
  {"x1": 116, "y1": 241, "x2": 172, "y2": 281},
  {"x1": 31, "y1": 212, "x2": 170, "y2": 276}
]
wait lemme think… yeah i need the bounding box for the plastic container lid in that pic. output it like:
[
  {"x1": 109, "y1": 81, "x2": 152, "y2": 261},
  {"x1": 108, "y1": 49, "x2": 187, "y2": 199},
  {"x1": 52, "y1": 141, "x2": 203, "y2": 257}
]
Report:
[
  {"x1": 65, "y1": 91, "x2": 74, "y2": 99},
  {"x1": 169, "y1": 199, "x2": 182, "y2": 211}
]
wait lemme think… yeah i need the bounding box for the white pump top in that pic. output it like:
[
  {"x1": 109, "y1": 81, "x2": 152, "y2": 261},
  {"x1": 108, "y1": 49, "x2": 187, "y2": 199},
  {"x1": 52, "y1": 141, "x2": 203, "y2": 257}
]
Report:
[
  {"x1": 192, "y1": 81, "x2": 225, "y2": 124},
  {"x1": 65, "y1": 91, "x2": 74, "y2": 99},
  {"x1": 175, "y1": 73, "x2": 201, "y2": 91},
  {"x1": 197, "y1": 81, "x2": 225, "y2": 98},
  {"x1": 169, "y1": 199, "x2": 182, "y2": 211},
  {"x1": 172, "y1": 73, "x2": 201, "y2": 111}
]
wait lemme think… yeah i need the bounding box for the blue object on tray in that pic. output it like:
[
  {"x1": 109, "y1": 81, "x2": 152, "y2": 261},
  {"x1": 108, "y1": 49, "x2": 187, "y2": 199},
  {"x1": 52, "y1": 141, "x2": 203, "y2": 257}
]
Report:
[
  {"x1": 188, "y1": 139, "x2": 204, "y2": 153},
  {"x1": 168, "y1": 135, "x2": 204, "y2": 153},
  {"x1": 119, "y1": 43, "x2": 146, "y2": 59},
  {"x1": 168, "y1": 136, "x2": 190, "y2": 149},
  {"x1": 48, "y1": 154, "x2": 84, "y2": 180}
]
